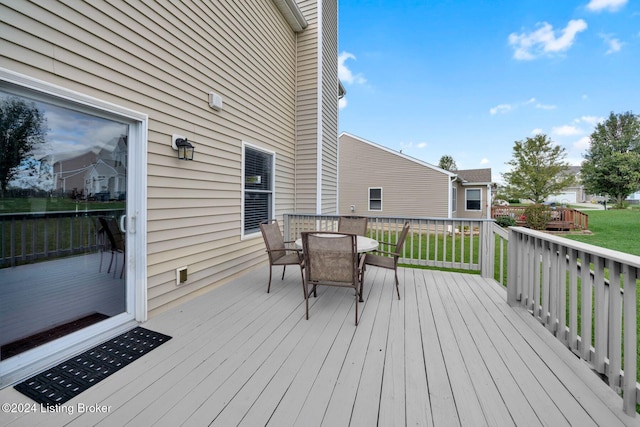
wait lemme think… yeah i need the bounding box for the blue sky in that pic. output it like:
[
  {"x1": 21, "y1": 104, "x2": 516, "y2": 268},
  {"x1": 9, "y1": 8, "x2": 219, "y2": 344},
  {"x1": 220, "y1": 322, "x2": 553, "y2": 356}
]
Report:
[{"x1": 338, "y1": 0, "x2": 640, "y2": 183}]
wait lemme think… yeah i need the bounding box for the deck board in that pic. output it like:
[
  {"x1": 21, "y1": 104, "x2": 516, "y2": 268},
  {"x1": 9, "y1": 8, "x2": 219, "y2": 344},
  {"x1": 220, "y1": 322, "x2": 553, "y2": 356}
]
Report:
[{"x1": 1, "y1": 265, "x2": 638, "y2": 427}]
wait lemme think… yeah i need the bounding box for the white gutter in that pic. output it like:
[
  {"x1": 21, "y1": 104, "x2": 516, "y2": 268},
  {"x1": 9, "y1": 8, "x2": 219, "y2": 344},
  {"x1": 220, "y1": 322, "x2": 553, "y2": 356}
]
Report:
[{"x1": 273, "y1": 0, "x2": 308, "y2": 32}]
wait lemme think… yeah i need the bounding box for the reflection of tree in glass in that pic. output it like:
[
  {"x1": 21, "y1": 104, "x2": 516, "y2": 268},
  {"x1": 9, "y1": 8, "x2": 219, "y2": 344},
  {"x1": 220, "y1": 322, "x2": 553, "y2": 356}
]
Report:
[{"x1": 0, "y1": 96, "x2": 47, "y2": 197}]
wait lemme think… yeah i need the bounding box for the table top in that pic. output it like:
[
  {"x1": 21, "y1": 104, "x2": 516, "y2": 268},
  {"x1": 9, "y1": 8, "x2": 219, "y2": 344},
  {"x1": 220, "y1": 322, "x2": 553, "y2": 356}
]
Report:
[{"x1": 294, "y1": 234, "x2": 379, "y2": 253}]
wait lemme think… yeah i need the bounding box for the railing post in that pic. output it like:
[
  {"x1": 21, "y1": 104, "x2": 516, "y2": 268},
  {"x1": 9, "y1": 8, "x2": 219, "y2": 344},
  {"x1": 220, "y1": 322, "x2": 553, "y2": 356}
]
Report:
[
  {"x1": 622, "y1": 265, "x2": 638, "y2": 415},
  {"x1": 507, "y1": 227, "x2": 519, "y2": 306},
  {"x1": 480, "y1": 221, "x2": 494, "y2": 279}
]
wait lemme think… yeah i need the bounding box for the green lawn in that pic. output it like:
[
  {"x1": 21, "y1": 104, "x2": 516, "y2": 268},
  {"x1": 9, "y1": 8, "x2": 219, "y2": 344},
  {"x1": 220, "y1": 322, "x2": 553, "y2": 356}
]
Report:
[{"x1": 564, "y1": 208, "x2": 640, "y2": 256}]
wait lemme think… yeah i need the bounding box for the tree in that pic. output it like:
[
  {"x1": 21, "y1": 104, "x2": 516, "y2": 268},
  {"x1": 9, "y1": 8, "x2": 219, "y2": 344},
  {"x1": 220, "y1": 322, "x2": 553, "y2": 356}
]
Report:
[
  {"x1": 438, "y1": 155, "x2": 457, "y2": 171},
  {"x1": 0, "y1": 96, "x2": 47, "y2": 197},
  {"x1": 581, "y1": 111, "x2": 640, "y2": 207},
  {"x1": 502, "y1": 133, "x2": 574, "y2": 203}
]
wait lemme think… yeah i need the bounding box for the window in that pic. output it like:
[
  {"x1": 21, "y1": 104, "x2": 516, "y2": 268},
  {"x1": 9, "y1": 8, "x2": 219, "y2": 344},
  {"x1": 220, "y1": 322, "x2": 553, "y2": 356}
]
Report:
[
  {"x1": 369, "y1": 187, "x2": 382, "y2": 211},
  {"x1": 242, "y1": 143, "x2": 274, "y2": 236},
  {"x1": 466, "y1": 188, "x2": 481, "y2": 211}
]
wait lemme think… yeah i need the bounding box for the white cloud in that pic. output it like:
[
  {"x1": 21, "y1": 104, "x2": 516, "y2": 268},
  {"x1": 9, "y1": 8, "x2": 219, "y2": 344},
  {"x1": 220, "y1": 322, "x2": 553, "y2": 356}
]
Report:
[
  {"x1": 573, "y1": 136, "x2": 591, "y2": 150},
  {"x1": 338, "y1": 51, "x2": 366, "y2": 85},
  {"x1": 339, "y1": 97, "x2": 347, "y2": 110},
  {"x1": 508, "y1": 19, "x2": 588, "y2": 60},
  {"x1": 535, "y1": 103, "x2": 557, "y2": 110},
  {"x1": 416, "y1": 142, "x2": 427, "y2": 149},
  {"x1": 552, "y1": 125, "x2": 583, "y2": 136},
  {"x1": 587, "y1": 0, "x2": 627, "y2": 12},
  {"x1": 491, "y1": 98, "x2": 554, "y2": 115},
  {"x1": 600, "y1": 33, "x2": 623, "y2": 54},
  {"x1": 490, "y1": 104, "x2": 512, "y2": 115},
  {"x1": 480, "y1": 158, "x2": 490, "y2": 165},
  {"x1": 578, "y1": 115, "x2": 603, "y2": 126},
  {"x1": 532, "y1": 128, "x2": 544, "y2": 135}
]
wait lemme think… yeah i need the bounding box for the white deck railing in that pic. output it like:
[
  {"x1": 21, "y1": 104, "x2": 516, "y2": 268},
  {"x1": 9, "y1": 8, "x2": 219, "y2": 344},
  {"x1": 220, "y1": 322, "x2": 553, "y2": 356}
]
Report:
[
  {"x1": 283, "y1": 214, "x2": 506, "y2": 279},
  {"x1": 507, "y1": 226, "x2": 639, "y2": 415}
]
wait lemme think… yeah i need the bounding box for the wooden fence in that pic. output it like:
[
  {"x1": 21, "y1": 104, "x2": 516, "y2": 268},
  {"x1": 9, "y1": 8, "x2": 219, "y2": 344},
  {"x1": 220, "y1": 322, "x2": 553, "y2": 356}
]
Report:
[{"x1": 492, "y1": 206, "x2": 589, "y2": 231}]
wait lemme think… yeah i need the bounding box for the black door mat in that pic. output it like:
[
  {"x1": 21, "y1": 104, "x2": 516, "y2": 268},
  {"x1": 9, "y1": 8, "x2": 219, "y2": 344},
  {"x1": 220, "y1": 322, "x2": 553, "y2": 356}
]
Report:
[
  {"x1": 14, "y1": 327, "x2": 171, "y2": 407},
  {"x1": 1, "y1": 313, "x2": 110, "y2": 360}
]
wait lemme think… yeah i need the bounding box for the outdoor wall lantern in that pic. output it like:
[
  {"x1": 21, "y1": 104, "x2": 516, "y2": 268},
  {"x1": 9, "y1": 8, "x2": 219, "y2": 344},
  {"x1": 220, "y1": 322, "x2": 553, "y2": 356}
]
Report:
[{"x1": 172, "y1": 134, "x2": 195, "y2": 160}]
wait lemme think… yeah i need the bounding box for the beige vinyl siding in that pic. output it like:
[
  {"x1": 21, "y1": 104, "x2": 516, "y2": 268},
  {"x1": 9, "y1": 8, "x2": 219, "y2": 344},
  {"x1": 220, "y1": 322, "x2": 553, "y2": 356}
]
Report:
[
  {"x1": 339, "y1": 134, "x2": 451, "y2": 218},
  {"x1": 0, "y1": 0, "x2": 301, "y2": 315},
  {"x1": 320, "y1": 0, "x2": 339, "y2": 214},
  {"x1": 294, "y1": 0, "x2": 321, "y2": 213},
  {"x1": 294, "y1": 0, "x2": 338, "y2": 215},
  {"x1": 458, "y1": 184, "x2": 490, "y2": 219}
]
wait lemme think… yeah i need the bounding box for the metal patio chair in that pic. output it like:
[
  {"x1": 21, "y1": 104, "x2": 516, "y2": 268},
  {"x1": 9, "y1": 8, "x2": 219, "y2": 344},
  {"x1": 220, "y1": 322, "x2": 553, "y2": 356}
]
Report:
[
  {"x1": 259, "y1": 219, "x2": 304, "y2": 293},
  {"x1": 337, "y1": 216, "x2": 368, "y2": 236},
  {"x1": 98, "y1": 216, "x2": 126, "y2": 278},
  {"x1": 363, "y1": 221, "x2": 410, "y2": 300},
  {"x1": 301, "y1": 231, "x2": 366, "y2": 325}
]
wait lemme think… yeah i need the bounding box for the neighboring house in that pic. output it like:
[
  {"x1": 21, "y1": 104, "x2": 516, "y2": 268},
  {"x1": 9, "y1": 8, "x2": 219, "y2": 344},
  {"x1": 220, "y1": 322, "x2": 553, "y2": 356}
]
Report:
[
  {"x1": 338, "y1": 133, "x2": 493, "y2": 219},
  {"x1": 0, "y1": 0, "x2": 338, "y2": 386},
  {"x1": 546, "y1": 166, "x2": 590, "y2": 204}
]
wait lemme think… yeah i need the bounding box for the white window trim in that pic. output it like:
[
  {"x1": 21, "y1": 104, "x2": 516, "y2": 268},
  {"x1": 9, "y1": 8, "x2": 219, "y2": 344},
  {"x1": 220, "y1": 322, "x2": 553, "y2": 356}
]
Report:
[
  {"x1": 465, "y1": 188, "x2": 482, "y2": 211},
  {"x1": 0, "y1": 67, "x2": 148, "y2": 387},
  {"x1": 452, "y1": 186, "x2": 457, "y2": 213},
  {"x1": 241, "y1": 141, "x2": 276, "y2": 239},
  {"x1": 368, "y1": 187, "x2": 383, "y2": 212}
]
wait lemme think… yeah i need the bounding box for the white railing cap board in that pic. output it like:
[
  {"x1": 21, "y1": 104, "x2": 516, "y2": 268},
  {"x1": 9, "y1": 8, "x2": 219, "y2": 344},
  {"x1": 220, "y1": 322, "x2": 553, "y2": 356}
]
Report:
[{"x1": 511, "y1": 226, "x2": 640, "y2": 268}]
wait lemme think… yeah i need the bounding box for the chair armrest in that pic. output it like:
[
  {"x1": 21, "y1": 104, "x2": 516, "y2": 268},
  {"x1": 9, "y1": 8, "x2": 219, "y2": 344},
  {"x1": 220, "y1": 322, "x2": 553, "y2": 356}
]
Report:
[
  {"x1": 370, "y1": 249, "x2": 399, "y2": 257},
  {"x1": 377, "y1": 240, "x2": 398, "y2": 247}
]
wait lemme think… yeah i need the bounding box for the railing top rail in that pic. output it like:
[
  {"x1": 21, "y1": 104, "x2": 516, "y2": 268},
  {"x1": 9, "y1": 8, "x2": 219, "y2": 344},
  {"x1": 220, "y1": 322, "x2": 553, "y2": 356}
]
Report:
[
  {"x1": 285, "y1": 213, "x2": 495, "y2": 224},
  {"x1": 511, "y1": 226, "x2": 640, "y2": 268}
]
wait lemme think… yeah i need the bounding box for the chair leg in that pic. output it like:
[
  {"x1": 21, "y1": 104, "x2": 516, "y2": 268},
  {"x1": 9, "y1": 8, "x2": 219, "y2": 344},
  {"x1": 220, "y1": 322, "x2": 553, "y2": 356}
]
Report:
[
  {"x1": 304, "y1": 282, "x2": 310, "y2": 320},
  {"x1": 355, "y1": 291, "x2": 359, "y2": 326},
  {"x1": 395, "y1": 270, "x2": 401, "y2": 300},
  {"x1": 281, "y1": 265, "x2": 286, "y2": 280},
  {"x1": 267, "y1": 265, "x2": 273, "y2": 293}
]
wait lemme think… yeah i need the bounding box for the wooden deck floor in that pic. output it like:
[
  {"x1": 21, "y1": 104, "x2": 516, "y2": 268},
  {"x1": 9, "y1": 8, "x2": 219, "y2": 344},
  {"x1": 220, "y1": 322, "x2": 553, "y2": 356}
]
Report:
[{"x1": 1, "y1": 265, "x2": 638, "y2": 426}]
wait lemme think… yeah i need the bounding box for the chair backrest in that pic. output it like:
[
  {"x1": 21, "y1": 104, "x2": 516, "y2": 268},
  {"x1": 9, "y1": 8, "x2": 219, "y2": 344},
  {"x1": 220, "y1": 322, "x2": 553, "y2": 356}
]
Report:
[
  {"x1": 259, "y1": 219, "x2": 286, "y2": 262},
  {"x1": 393, "y1": 221, "x2": 411, "y2": 261},
  {"x1": 99, "y1": 217, "x2": 125, "y2": 252},
  {"x1": 337, "y1": 216, "x2": 368, "y2": 236},
  {"x1": 302, "y1": 232, "x2": 358, "y2": 284}
]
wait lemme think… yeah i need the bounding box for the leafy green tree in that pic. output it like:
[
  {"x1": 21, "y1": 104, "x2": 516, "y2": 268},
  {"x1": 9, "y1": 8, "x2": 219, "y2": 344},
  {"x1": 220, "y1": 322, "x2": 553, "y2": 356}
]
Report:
[
  {"x1": 438, "y1": 155, "x2": 457, "y2": 171},
  {"x1": 502, "y1": 133, "x2": 574, "y2": 203},
  {"x1": 0, "y1": 96, "x2": 47, "y2": 197},
  {"x1": 581, "y1": 111, "x2": 640, "y2": 207}
]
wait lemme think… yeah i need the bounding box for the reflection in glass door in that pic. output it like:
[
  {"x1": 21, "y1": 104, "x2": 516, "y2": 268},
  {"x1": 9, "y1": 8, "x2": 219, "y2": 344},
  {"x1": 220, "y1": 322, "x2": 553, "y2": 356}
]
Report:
[{"x1": 0, "y1": 91, "x2": 128, "y2": 360}]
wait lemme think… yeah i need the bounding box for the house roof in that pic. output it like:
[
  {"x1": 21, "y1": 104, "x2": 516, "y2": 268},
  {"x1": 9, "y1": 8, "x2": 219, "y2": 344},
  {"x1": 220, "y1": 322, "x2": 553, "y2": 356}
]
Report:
[
  {"x1": 455, "y1": 168, "x2": 492, "y2": 184},
  {"x1": 339, "y1": 132, "x2": 456, "y2": 178}
]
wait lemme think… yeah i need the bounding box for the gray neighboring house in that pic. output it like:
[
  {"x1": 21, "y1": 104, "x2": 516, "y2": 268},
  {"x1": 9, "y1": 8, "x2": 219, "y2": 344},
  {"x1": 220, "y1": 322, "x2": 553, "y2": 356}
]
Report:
[{"x1": 338, "y1": 133, "x2": 493, "y2": 219}]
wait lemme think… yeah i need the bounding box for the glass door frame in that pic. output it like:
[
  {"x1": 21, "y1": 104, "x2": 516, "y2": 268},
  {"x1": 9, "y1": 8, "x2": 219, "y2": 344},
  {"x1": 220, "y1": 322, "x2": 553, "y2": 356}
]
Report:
[{"x1": 0, "y1": 68, "x2": 148, "y2": 387}]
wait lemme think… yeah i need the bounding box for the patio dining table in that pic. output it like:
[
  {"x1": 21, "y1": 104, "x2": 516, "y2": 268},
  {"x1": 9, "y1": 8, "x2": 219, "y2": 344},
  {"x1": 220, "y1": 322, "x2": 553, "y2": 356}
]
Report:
[{"x1": 294, "y1": 234, "x2": 379, "y2": 253}]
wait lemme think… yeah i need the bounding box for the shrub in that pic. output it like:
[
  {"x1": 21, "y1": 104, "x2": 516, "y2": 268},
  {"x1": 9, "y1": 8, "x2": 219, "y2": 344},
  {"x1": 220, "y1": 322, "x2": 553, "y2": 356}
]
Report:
[
  {"x1": 495, "y1": 216, "x2": 517, "y2": 228},
  {"x1": 523, "y1": 204, "x2": 552, "y2": 230}
]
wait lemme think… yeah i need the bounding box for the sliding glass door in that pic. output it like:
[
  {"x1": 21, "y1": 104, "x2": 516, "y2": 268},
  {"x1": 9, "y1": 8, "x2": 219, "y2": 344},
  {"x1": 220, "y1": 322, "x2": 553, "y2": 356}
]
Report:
[{"x1": 0, "y1": 80, "x2": 143, "y2": 371}]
